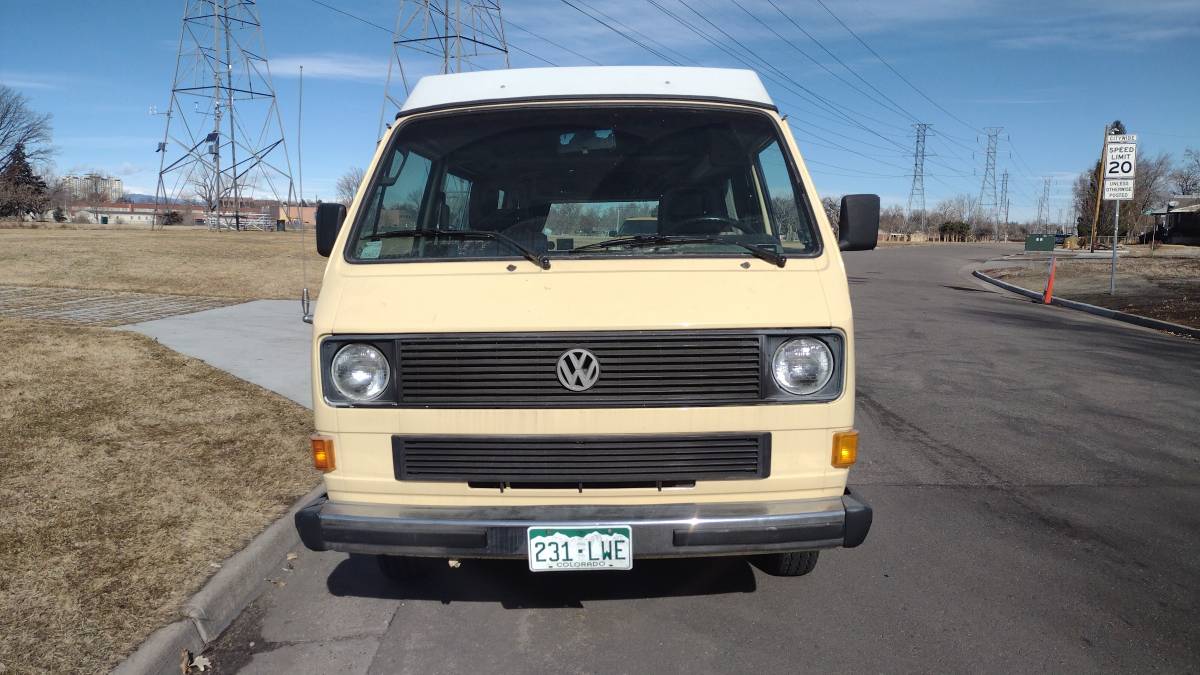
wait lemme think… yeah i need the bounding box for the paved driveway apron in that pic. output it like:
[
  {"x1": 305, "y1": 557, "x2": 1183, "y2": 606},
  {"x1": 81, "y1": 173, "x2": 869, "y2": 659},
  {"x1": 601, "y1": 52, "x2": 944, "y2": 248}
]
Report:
[{"x1": 195, "y1": 245, "x2": 1198, "y2": 674}]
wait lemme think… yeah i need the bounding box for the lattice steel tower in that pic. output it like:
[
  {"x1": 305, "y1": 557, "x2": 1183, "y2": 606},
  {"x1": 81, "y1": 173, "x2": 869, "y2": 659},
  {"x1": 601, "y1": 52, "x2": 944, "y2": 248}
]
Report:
[
  {"x1": 906, "y1": 123, "x2": 929, "y2": 232},
  {"x1": 974, "y1": 126, "x2": 1002, "y2": 225},
  {"x1": 154, "y1": 0, "x2": 295, "y2": 230},
  {"x1": 380, "y1": 1, "x2": 511, "y2": 134},
  {"x1": 1036, "y1": 177, "x2": 1053, "y2": 233},
  {"x1": 998, "y1": 170, "x2": 1010, "y2": 241}
]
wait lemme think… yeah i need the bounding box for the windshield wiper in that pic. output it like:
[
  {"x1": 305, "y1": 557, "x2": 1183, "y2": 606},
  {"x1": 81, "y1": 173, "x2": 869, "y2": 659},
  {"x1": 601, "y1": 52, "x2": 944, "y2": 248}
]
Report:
[
  {"x1": 570, "y1": 234, "x2": 786, "y2": 268},
  {"x1": 365, "y1": 228, "x2": 550, "y2": 269}
]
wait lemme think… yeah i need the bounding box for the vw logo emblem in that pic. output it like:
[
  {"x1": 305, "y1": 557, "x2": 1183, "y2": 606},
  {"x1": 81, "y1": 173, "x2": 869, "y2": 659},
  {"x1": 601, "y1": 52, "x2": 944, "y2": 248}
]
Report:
[{"x1": 557, "y1": 348, "x2": 601, "y2": 392}]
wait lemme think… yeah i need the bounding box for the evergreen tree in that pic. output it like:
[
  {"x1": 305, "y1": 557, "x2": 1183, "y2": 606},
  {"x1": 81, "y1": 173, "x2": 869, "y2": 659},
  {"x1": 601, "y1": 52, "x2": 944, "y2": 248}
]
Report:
[{"x1": 0, "y1": 143, "x2": 49, "y2": 217}]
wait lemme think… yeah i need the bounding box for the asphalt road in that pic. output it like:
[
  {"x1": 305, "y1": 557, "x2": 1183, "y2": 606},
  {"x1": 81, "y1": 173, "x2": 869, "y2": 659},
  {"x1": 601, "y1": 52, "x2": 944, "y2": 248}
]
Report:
[{"x1": 208, "y1": 244, "x2": 1200, "y2": 673}]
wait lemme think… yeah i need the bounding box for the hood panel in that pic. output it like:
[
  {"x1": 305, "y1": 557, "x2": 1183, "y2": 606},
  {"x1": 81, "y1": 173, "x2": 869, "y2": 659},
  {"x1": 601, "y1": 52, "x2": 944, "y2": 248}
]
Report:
[{"x1": 326, "y1": 263, "x2": 833, "y2": 334}]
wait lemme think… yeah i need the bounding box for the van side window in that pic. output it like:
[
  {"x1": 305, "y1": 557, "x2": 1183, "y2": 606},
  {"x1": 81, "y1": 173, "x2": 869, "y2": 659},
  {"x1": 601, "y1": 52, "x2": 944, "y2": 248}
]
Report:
[
  {"x1": 366, "y1": 150, "x2": 432, "y2": 236},
  {"x1": 443, "y1": 173, "x2": 472, "y2": 228},
  {"x1": 756, "y1": 141, "x2": 810, "y2": 250}
]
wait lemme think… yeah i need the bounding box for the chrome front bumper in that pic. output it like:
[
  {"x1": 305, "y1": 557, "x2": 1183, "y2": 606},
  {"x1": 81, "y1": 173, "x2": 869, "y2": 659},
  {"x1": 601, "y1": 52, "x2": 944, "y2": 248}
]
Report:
[{"x1": 295, "y1": 490, "x2": 872, "y2": 558}]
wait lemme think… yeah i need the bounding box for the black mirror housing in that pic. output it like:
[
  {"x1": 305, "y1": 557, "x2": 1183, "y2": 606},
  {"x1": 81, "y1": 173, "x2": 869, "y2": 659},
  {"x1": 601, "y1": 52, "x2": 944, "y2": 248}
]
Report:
[
  {"x1": 315, "y1": 203, "x2": 347, "y2": 257},
  {"x1": 838, "y1": 194, "x2": 879, "y2": 251}
]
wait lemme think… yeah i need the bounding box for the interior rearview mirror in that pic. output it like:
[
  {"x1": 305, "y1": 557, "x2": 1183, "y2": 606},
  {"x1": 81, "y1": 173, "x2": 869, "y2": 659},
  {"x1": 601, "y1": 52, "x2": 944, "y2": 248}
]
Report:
[
  {"x1": 838, "y1": 194, "x2": 879, "y2": 252},
  {"x1": 315, "y1": 202, "x2": 347, "y2": 257}
]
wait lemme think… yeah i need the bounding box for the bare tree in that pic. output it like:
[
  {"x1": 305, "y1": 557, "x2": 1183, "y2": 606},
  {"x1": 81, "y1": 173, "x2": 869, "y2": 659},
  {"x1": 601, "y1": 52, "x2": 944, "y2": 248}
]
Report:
[
  {"x1": 931, "y1": 194, "x2": 974, "y2": 225},
  {"x1": 1126, "y1": 152, "x2": 1173, "y2": 236},
  {"x1": 336, "y1": 167, "x2": 366, "y2": 204},
  {"x1": 1170, "y1": 148, "x2": 1200, "y2": 196},
  {"x1": 820, "y1": 195, "x2": 840, "y2": 238},
  {"x1": 879, "y1": 205, "x2": 907, "y2": 234},
  {"x1": 0, "y1": 85, "x2": 53, "y2": 171}
]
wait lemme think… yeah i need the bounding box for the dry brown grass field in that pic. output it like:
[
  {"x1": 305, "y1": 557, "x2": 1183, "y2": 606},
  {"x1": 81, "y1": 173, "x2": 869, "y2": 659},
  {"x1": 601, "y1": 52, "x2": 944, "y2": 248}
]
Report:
[
  {"x1": 0, "y1": 226, "x2": 326, "y2": 300},
  {"x1": 0, "y1": 318, "x2": 317, "y2": 673}
]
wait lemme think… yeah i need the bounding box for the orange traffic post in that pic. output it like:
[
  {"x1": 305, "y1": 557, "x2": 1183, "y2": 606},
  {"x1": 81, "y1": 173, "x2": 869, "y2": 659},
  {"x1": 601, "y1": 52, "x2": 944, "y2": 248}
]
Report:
[{"x1": 1042, "y1": 256, "x2": 1056, "y2": 304}]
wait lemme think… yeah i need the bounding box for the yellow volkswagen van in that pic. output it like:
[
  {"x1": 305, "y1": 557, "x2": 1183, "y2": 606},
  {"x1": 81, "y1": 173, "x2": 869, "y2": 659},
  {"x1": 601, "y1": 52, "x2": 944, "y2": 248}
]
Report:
[{"x1": 296, "y1": 67, "x2": 878, "y2": 578}]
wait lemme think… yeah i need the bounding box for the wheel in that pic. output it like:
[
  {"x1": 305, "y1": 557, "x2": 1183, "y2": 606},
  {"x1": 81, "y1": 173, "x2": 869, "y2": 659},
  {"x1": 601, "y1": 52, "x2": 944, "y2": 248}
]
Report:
[
  {"x1": 377, "y1": 554, "x2": 436, "y2": 582},
  {"x1": 753, "y1": 551, "x2": 819, "y2": 577}
]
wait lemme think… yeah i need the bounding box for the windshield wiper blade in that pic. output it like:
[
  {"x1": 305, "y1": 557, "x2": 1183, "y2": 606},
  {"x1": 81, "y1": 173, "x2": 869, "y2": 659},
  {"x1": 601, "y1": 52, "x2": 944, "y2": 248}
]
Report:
[
  {"x1": 366, "y1": 228, "x2": 550, "y2": 269},
  {"x1": 570, "y1": 234, "x2": 786, "y2": 268}
]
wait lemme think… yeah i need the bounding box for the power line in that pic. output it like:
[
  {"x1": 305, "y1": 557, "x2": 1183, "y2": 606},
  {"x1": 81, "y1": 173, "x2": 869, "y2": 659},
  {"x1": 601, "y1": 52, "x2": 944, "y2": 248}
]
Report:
[
  {"x1": 578, "y1": 1, "x2": 698, "y2": 66},
  {"x1": 651, "y1": 0, "x2": 911, "y2": 153},
  {"x1": 506, "y1": 41, "x2": 558, "y2": 67},
  {"x1": 761, "y1": 0, "x2": 918, "y2": 125},
  {"x1": 559, "y1": 0, "x2": 684, "y2": 65},
  {"x1": 306, "y1": 0, "x2": 393, "y2": 33},
  {"x1": 506, "y1": 18, "x2": 599, "y2": 65},
  {"x1": 811, "y1": 0, "x2": 981, "y2": 135},
  {"x1": 802, "y1": 158, "x2": 910, "y2": 178}
]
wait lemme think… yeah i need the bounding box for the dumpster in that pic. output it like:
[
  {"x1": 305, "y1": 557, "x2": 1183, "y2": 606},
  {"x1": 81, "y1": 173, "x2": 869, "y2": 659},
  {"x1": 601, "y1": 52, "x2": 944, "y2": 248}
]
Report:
[{"x1": 1024, "y1": 234, "x2": 1054, "y2": 251}]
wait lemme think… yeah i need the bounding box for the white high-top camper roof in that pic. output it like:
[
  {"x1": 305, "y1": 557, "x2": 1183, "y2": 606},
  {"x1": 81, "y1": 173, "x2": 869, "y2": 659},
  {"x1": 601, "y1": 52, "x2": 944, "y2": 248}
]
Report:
[{"x1": 399, "y1": 66, "x2": 775, "y2": 113}]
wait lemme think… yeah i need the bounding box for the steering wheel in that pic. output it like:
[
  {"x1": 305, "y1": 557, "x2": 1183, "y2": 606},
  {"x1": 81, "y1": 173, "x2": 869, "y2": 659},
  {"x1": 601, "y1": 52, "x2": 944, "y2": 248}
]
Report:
[{"x1": 668, "y1": 216, "x2": 748, "y2": 236}]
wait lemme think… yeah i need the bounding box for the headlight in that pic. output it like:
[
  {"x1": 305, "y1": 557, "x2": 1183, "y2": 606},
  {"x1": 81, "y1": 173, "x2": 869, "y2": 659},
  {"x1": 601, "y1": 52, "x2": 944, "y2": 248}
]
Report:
[
  {"x1": 330, "y1": 343, "x2": 390, "y2": 401},
  {"x1": 771, "y1": 337, "x2": 834, "y2": 395}
]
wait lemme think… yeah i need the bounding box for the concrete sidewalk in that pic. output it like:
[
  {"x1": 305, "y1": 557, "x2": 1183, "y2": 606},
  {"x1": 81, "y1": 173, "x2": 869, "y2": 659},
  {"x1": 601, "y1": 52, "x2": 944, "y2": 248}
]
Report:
[{"x1": 123, "y1": 299, "x2": 312, "y2": 407}]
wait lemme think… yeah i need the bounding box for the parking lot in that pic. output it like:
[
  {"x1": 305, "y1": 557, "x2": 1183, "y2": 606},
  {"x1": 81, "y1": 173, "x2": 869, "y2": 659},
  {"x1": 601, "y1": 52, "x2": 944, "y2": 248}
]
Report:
[{"x1": 199, "y1": 244, "x2": 1199, "y2": 673}]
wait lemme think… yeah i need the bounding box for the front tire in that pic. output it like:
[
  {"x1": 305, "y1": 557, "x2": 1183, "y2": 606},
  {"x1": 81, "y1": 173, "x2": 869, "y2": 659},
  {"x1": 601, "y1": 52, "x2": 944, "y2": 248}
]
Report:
[
  {"x1": 377, "y1": 554, "x2": 436, "y2": 582},
  {"x1": 753, "y1": 551, "x2": 819, "y2": 577}
]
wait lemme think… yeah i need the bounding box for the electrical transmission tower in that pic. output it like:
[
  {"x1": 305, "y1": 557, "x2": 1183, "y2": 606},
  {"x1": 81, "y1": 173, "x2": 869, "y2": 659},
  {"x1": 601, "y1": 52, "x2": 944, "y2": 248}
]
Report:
[
  {"x1": 154, "y1": 0, "x2": 295, "y2": 231},
  {"x1": 1036, "y1": 177, "x2": 1053, "y2": 233},
  {"x1": 998, "y1": 170, "x2": 1010, "y2": 242},
  {"x1": 380, "y1": 1, "x2": 511, "y2": 133},
  {"x1": 906, "y1": 123, "x2": 929, "y2": 233},
  {"x1": 974, "y1": 126, "x2": 1002, "y2": 226}
]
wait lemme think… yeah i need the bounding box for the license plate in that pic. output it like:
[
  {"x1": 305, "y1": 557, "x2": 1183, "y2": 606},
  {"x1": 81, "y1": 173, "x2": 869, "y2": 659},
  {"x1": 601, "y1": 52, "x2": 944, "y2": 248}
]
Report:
[{"x1": 527, "y1": 526, "x2": 633, "y2": 572}]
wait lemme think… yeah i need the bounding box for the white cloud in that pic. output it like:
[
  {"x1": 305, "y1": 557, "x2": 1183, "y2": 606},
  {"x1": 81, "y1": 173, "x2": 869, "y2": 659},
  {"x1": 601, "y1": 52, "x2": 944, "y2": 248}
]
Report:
[
  {"x1": 57, "y1": 136, "x2": 159, "y2": 151},
  {"x1": 0, "y1": 72, "x2": 63, "y2": 90},
  {"x1": 271, "y1": 53, "x2": 391, "y2": 82},
  {"x1": 114, "y1": 162, "x2": 147, "y2": 176}
]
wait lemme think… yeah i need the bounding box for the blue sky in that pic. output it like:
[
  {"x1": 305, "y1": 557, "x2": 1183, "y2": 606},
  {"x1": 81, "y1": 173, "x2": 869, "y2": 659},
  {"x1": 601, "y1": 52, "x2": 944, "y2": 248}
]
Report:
[{"x1": 1, "y1": 0, "x2": 1197, "y2": 222}]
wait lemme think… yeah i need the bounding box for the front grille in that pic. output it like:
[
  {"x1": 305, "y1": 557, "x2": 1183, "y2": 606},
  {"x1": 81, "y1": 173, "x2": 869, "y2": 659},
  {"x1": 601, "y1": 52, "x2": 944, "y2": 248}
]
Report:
[
  {"x1": 396, "y1": 332, "x2": 762, "y2": 406},
  {"x1": 392, "y1": 433, "x2": 770, "y2": 485}
]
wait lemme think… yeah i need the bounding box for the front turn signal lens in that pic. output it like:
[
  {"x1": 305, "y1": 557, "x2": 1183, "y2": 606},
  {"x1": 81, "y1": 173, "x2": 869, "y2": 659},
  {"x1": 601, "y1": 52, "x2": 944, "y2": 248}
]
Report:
[
  {"x1": 832, "y1": 430, "x2": 858, "y2": 468},
  {"x1": 311, "y1": 435, "x2": 335, "y2": 472}
]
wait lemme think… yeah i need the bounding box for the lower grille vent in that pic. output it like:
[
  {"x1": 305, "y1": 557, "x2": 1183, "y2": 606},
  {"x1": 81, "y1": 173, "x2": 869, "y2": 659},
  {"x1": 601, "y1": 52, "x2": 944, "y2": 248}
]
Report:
[{"x1": 392, "y1": 434, "x2": 770, "y2": 485}]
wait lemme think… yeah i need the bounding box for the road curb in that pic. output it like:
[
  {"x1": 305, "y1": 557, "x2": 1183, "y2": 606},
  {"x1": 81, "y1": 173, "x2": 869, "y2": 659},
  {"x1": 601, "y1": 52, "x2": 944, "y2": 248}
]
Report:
[
  {"x1": 972, "y1": 270, "x2": 1200, "y2": 339},
  {"x1": 111, "y1": 483, "x2": 324, "y2": 675}
]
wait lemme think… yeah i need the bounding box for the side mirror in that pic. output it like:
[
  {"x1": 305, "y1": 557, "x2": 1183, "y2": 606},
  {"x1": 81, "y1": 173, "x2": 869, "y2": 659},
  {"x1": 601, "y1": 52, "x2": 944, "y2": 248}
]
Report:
[
  {"x1": 315, "y1": 202, "x2": 346, "y2": 257},
  {"x1": 838, "y1": 194, "x2": 879, "y2": 251}
]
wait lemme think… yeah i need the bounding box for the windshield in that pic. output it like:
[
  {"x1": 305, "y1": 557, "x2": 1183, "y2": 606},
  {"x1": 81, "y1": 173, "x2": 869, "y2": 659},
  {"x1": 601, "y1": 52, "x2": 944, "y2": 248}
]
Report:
[{"x1": 347, "y1": 106, "x2": 818, "y2": 263}]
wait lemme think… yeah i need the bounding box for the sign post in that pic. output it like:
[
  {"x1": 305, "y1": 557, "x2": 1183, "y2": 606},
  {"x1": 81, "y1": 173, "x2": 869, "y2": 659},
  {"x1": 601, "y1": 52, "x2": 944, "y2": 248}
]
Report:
[{"x1": 1102, "y1": 134, "x2": 1136, "y2": 294}]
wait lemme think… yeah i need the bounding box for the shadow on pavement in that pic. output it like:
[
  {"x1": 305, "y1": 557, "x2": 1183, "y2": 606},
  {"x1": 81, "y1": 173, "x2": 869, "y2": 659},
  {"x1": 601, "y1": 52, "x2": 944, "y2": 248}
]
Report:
[{"x1": 326, "y1": 553, "x2": 758, "y2": 608}]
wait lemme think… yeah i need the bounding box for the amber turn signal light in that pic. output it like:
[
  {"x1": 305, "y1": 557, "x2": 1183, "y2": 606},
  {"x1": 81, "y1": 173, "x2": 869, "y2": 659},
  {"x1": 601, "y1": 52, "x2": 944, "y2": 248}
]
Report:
[
  {"x1": 311, "y1": 435, "x2": 335, "y2": 472},
  {"x1": 832, "y1": 430, "x2": 858, "y2": 468}
]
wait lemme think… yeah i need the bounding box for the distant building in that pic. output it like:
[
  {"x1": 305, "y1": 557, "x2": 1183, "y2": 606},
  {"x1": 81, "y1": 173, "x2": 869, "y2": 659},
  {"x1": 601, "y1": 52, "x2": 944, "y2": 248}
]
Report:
[
  {"x1": 1146, "y1": 197, "x2": 1200, "y2": 246},
  {"x1": 69, "y1": 203, "x2": 205, "y2": 226},
  {"x1": 63, "y1": 173, "x2": 124, "y2": 202}
]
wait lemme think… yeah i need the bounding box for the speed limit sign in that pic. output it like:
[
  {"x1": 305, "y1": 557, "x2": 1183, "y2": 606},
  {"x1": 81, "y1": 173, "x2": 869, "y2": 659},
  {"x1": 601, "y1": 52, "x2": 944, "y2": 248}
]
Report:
[
  {"x1": 1103, "y1": 134, "x2": 1136, "y2": 201},
  {"x1": 1105, "y1": 134, "x2": 1137, "y2": 179}
]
